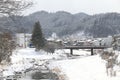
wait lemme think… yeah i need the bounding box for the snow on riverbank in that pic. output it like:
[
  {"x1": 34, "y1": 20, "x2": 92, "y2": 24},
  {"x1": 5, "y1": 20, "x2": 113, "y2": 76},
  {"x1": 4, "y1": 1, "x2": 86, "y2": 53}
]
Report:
[
  {"x1": 2, "y1": 48, "x2": 67, "y2": 77},
  {"x1": 49, "y1": 54, "x2": 120, "y2": 80}
]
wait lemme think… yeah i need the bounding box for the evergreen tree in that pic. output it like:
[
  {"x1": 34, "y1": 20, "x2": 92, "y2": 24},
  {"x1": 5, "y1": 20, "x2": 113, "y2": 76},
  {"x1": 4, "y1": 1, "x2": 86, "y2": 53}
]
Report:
[{"x1": 31, "y1": 21, "x2": 46, "y2": 51}]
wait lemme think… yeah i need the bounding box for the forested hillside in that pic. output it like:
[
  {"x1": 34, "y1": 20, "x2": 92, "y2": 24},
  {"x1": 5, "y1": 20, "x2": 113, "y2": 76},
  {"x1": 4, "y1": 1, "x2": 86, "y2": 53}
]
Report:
[{"x1": 0, "y1": 11, "x2": 120, "y2": 37}]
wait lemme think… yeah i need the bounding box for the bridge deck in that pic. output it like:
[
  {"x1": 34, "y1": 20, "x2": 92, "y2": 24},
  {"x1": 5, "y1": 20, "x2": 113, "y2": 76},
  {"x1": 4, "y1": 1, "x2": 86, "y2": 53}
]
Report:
[
  {"x1": 64, "y1": 46, "x2": 107, "y2": 49},
  {"x1": 63, "y1": 46, "x2": 108, "y2": 55}
]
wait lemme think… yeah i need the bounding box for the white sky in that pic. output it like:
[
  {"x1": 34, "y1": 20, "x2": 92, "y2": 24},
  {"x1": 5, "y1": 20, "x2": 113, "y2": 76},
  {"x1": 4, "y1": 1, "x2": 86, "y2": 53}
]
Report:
[{"x1": 23, "y1": 0, "x2": 120, "y2": 15}]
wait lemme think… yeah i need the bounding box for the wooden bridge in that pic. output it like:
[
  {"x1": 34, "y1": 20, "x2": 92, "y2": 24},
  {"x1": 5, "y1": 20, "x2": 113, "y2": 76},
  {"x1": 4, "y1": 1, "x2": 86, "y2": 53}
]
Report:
[{"x1": 64, "y1": 46, "x2": 108, "y2": 55}]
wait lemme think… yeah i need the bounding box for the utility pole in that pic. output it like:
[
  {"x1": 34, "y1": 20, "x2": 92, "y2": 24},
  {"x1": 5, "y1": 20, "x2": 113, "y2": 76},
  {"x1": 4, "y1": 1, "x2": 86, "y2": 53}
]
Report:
[{"x1": 24, "y1": 33, "x2": 26, "y2": 48}]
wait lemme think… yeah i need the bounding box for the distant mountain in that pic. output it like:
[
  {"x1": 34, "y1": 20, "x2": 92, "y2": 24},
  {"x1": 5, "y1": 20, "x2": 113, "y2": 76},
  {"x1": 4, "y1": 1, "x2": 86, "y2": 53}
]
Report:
[{"x1": 0, "y1": 11, "x2": 120, "y2": 38}]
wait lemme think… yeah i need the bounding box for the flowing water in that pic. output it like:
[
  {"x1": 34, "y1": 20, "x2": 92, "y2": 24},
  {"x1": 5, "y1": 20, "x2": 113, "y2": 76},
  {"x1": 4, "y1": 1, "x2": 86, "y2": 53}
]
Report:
[{"x1": 19, "y1": 70, "x2": 58, "y2": 80}]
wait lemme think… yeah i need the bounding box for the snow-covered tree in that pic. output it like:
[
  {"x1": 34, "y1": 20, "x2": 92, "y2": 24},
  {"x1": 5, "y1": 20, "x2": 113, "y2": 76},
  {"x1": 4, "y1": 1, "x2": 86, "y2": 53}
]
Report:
[
  {"x1": 51, "y1": 32, "x2": 58, "y2": 39},
  {"x1": 48, "y1": 32, "x2": 59, "y2": 41}
]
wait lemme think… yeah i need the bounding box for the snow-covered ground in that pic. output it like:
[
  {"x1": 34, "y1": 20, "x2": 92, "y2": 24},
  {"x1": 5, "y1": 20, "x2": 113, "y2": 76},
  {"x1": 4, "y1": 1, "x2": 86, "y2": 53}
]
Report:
[
  {"x1": 1, "y1": 48, "x2": 67, "y2": 77},
  {"x1": 49, "y1": 55, "x2": 109, "y2": 80},
  {"x1": 49, "y1": 50, "x2": 120, "y2": 80},
  {"x1": 1, "y1": 48, "x2": 120, "y2": 80}
]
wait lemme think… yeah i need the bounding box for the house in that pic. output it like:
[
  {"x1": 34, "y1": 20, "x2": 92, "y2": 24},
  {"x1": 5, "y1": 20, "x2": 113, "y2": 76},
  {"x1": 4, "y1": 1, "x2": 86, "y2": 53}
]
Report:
[
  {"x1": 15, "y1": 33, "x2": 32, "y2": 48},
  {"x1": 92, "y1": 36, "x2": 113, "y2": 47}
]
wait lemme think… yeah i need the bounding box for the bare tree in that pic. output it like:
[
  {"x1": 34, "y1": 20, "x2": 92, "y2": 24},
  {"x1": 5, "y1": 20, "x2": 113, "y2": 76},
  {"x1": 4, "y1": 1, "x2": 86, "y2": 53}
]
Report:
[
  {"x1": 101, "y1": 51, "x2": 118, "y2": 76},
  {"x1": 0, "y1": 0, "x2": 32, "y2": 16},
  {"x1": 0, "y1": 32, "x2": 16, "y2": 64},
  {"x1": 0, "y1": 0, "x2": 32, "y2": 64}
]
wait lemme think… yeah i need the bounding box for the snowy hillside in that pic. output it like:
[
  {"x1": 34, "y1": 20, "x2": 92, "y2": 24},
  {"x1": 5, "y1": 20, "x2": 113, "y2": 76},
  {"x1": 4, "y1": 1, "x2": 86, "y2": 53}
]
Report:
[{"x1": 0, "y1": 12, "x2": 120, "y2": 37}]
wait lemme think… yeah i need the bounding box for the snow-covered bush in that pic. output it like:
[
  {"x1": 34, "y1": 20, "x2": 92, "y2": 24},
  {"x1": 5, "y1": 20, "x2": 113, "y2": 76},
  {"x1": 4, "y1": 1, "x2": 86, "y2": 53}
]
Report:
[
  {"x1": 43, "y1": 41, "x2": 63, "y2": 54},
  {"x1": 42, "y1": 42, "x2": 55, "y2": 53},
  {"x1": 51, "y1": 67, "x2": 68, "y2": 80},
  {"x1": 101, "y1": 50, "x2": 118, "y2": 76},
  {"x1": 101, "y1": 51, "x2": 115, "y2": 60}
]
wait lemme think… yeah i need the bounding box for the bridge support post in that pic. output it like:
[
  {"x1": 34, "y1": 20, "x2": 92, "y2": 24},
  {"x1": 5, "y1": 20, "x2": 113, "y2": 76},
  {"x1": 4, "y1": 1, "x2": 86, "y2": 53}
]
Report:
[
  {"x1": 91, "y1": 48, "x2": 94, "y2": 55},
  {"x1": 70, "y1": 49, "x2": 73, "y2": 55}
]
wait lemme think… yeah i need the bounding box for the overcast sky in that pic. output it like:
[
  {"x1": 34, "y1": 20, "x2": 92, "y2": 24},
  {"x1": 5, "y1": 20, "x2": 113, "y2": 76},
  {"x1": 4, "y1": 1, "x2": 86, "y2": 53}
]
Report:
[{"x1": 23, "y1": 0, "x2": 120, "y2": 15}]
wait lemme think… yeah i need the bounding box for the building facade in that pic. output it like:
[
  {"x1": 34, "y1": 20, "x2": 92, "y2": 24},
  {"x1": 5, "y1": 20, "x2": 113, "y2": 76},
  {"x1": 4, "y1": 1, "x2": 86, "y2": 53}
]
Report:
[{"x1": 16, "y1": 33, "x2": 32, "y2": 48}]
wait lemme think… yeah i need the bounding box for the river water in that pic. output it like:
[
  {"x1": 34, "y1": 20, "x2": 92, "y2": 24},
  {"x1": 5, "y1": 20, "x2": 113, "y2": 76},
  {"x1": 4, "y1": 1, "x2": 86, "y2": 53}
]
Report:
[
  {"x1": 19, "y1": 70, "x2": 58, "y2": 80},
  {"x1": 18, "y1": 66, "x2": 59, "y2": 80}
]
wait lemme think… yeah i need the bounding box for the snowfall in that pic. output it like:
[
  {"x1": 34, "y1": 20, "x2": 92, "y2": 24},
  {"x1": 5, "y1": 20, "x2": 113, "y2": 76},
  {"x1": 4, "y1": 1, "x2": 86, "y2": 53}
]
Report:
[{"x1": 1, "y1": 48, "x2": 120, "y2": 80}]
